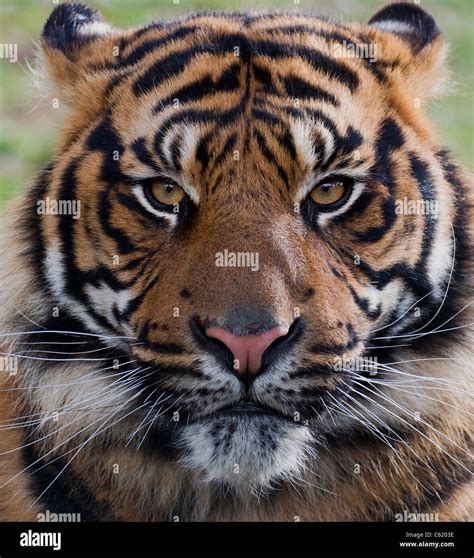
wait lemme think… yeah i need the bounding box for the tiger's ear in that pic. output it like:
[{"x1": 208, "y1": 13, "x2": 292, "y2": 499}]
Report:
[
  {"x1": 367, "y1": 2, "x2": 448, "y2": 101},
  {"x1": 40, "y1": 3, "x2": 119, "y2": 98}
]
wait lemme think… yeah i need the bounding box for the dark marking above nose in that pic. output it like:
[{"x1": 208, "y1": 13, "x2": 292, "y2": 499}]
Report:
[
  {"x1": 302, "y1": 287, "x2": 315, "y2": 300},
  {"x1": 223, "y1": 304, "x2": 280, "y2": 336},
  {"x1": 180, "y1": 288, "x2": 192, "y2": 299}
]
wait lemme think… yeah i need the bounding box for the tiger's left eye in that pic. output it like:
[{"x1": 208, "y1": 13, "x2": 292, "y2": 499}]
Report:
[
  {"x1": 145, "y1": 179, "x2": 186, "y2": 209},
  {"x1": 310, "y1": 178, "x2": 352, "y2": 207}
]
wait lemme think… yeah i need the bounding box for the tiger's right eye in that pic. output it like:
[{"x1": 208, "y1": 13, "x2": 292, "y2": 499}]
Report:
[{"x1": 144, "y1": 179, "x2": 187, "y2": 211}]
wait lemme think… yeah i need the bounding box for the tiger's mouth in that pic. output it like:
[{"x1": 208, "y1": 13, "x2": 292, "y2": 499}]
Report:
[{"x1": 198, "y1": 400, "x2": 296, "y2": 422}]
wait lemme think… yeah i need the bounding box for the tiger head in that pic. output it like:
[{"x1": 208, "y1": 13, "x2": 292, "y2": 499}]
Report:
[{"x1": 13, "y1": 1, "x2": 470, "y2": 503}]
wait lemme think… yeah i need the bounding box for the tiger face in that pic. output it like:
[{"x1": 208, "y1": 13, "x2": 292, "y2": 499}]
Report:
[{"x1": 14, "y1": 1, "x2": 469, "y2": 502}]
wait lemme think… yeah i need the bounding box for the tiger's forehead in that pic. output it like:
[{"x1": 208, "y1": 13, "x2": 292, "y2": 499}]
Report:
[
  {"x1": 115, "y1": 12, "x2": 367, "y2": 98},
  {"x1": 109, "y1": 13, "x2": 382, "y2": 196}
]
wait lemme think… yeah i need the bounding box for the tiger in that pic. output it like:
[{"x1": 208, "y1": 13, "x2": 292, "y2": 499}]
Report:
[{"x1": 0, "y1": 1, "x2": 472, "y2": 522}]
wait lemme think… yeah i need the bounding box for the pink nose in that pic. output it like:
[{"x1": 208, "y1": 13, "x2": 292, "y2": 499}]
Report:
[{"x1": 205, "y1": 325, "x2": 289, "y2": 377}]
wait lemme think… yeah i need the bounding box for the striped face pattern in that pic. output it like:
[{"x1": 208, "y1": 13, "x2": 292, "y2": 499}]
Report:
[{"x1": 10, "y1": 2, "x2": 470, "y2": 510}]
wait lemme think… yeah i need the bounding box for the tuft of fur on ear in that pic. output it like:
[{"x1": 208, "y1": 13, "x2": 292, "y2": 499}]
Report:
[{"x1": 367, "y1": 2, "x2": 449, "y2": 101}]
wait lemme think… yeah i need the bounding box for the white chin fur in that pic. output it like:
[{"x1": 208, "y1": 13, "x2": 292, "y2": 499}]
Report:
[{"x1": 176, "y1": 415, "x2": 314, "y2": 493}]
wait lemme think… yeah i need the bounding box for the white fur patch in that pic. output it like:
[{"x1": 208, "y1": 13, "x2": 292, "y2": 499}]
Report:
[
  {"x1": 177, "y1": 415, "x2": 314, "y2": 493},
  {"x1": 372, "y1": 21, "x2": 415, "y2": 35}
]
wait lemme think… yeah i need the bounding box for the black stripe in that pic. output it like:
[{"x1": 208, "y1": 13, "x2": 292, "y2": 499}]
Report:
[
  {"x1": 282, "y1": 74, "x2": 339, "y2": 106},
  {"x1": 21, "y1": 164, "x2": 52, "y2": 283},
  {"x1": 254, "y1": 130, "x2": 289, "y2": 189},
  {"x1": 280, "y1": 129, "x2": 297, "y2": 161},
  {"x1": 121, "y1": 274, "x2": 160, "y2": 320},
  {"x1": 23, "y1": 437, "x2": 113, "y2": 521},
  {"x1": 153, "y1": 63, "x2": 241, "y2": 112},
  {"x1": 408, "y1": 153, "x2": 437, "y2": 278},
  {"x1": 131, "y1": 137, "x2": 162, "y2": 174},
  {"x1": 320, "y1": 125, "x2": 363, "y2": 172},
  {"x1": 133, "y1": 45, "x2": 218, "y2": 97},
  {"x1": 116, "y1": 191, "x2": 167, "y2": 228},
  {"x1": 253, "y1": 107, "x2": 284, "y2": 127},
  {"x1": 332, "y1": 191, "x2": 376, "y2": 226},
  {"x1": 195, "y1": 130, "x2": 214, "y2": 170},
  {"x1": 252, "y1": 63, "x2": 278, "y2": 94},
  {"x1": 170, "y1": 132, "x2": 183, "y2": 171},
  {"x1": 355, "y1": 118, "x2": 404, "y2": 242},
  {"x1": 153, "y1": 103, "x2": 244, "y2": 168},
  {"x1": 81, "y1": 264, "x2": 131, "y2": 292},
  {"x1": 275, "y1": 103, "x2": 341, "y2": 144},
  {"x1": 254, "y1": 40, "x2": 359, "y2": 92},
  {"x1": 375, "y1": 118, "x2": 405, "y2": 161},
  {"x1": 138, "y1": 321, "x2": 185, "y2": 355},
  {"x1": 56, "y1": 159, "x2": 118, "y2": 332},
  {"x1": 213, "y1": 132, "x2": 238, "y2": 168},
  {"x1": 355, "y1": 197, "x2": 398, "y2": 243},
  {"x1": 262, "y1": 25, "x2": 354, "y2": 48},
  {"x1": 97, "y1": 188, "x2": 137, "y2": 255},
  {"x1": 128, "y1": 21, "x2": 168, "y2": 42},
  {"x1": 86, "y1": 115, "x2": 124, "y2": 182},
  {"x1": 311, "y1": 323, "x2": 360, "y2": 355},
  {"x1": 348, "y1": 285, "x2": 382, "y2": 321},
  {"x1": 121, "y1": 25, "x2": 200, "y2": 67}
]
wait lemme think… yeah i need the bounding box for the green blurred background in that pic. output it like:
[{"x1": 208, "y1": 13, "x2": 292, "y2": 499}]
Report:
[{"x1": 0, "y1": 0, "x2": 472, "y2": 211}]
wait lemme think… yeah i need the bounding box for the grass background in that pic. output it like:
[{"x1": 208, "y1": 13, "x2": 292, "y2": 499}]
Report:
[{"x1": 0, "y1": 0, "x2": 472, "y2": 211}]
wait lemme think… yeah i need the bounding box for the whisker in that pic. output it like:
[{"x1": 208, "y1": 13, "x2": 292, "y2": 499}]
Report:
[
  {"x1": 0, "y1": 381, "x2": 146, "y2": 491},
  {"x1": 0, "y1": 330, "x2": 138, "y2": 340},
  {"x1": 0, "y1": 351, "x2": 122, "y2": 363},
  {"x1": 0, "y1": 359, "x2": 139, "y2": 394},
  {"x1": 352, "y1": 379, "x2": 472, "y2": 469},
  {"x1": 18, "y1": 346, "x2": 119, "y2": 356},
  {"x1": 30, "y1": 390, "x2": 154, "y2": 507},
  {"x1": 1, "y1": 367, "x2": 150, "y2": 442},
  {"x1": 354, "y1": 377, "x2": 473, "y2": 417},
  {"x1": 407, "y1": 224, "x2": 457, "y2": 335}
]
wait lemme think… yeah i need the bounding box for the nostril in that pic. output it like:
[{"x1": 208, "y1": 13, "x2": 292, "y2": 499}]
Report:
[
  {"x1": 260, "y1": 318, "x2": 305, "y2": 371},
  {"x1": 190, "y1": 317, "x2": 235, "y2": 369}
]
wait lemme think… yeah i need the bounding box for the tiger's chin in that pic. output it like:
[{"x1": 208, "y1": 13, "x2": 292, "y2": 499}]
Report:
[{"x1": 174, "y1": 414, "x2": 314, "y2": 493}]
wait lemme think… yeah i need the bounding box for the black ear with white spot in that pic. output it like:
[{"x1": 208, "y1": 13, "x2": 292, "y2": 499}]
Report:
[
  {"x1": 368, "y1": 2, "x2": 441, "y2": 52},
  {"x1": 367, "y1": 2, "x2": 447, "y2": 101},
  {"x1": 42, "y1": 3, "x2": 112, "y2": 55},
  {"x1": 39, "y1": 3, "x2": 120, "y2": 110}
]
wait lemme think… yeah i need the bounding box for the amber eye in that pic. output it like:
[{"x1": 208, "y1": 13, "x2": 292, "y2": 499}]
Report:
[
  {"x1": 310, "y1": 177, "x2": 352, "y2": 208},
  {"x1": 145, "y1": 179, "x2": 186, "y2": 209}
]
